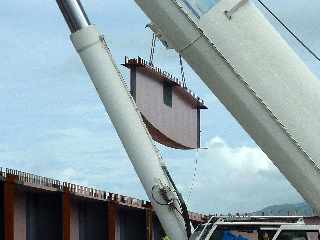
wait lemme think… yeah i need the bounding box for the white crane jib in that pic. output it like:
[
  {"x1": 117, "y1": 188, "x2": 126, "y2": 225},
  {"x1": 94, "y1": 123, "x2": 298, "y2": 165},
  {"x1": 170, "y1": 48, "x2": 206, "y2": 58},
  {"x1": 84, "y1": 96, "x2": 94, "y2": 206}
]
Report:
[
  {"x1": 134, "y1": 0, "x2": 320, "y2": 213},
  {"x1": 56, "y1": 0, "x2": 191, "y2": 239},
  {"x1": 55, "y1": 0, "x2": 320, "y2": 239}
]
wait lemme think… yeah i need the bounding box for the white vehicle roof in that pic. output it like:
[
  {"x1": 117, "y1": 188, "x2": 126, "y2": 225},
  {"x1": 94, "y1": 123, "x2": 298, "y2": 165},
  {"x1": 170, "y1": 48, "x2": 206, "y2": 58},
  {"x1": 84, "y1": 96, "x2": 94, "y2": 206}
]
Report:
[
  {"x1": 278, "y1": 225, "x2": 320, "y2": 231},
  {"x1": 215, "y1": 222, "x2": 300, "y2": 226}
]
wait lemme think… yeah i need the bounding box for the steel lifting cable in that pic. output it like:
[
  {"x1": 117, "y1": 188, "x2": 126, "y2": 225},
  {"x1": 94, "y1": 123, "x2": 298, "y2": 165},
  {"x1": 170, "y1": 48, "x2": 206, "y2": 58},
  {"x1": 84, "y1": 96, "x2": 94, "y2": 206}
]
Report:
[
  {"x1": 257, "y1": 0, "x2": 320, "y2": 62},
  {"x1": 149, "y1": 33, "x2": 157, "y2": 66},
  {"x1": 187, "y1": 148, "x2": 199, "y2": 204},
  {"x1": 147, "y1": 31, "x2": 189, "y2": 87}
]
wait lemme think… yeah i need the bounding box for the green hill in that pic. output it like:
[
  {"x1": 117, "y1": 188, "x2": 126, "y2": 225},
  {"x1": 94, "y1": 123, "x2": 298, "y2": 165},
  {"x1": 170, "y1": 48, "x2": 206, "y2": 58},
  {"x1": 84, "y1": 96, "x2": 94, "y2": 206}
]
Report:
[{"x1": 253, "y1": 202, "x2": 315, "y2": 216}]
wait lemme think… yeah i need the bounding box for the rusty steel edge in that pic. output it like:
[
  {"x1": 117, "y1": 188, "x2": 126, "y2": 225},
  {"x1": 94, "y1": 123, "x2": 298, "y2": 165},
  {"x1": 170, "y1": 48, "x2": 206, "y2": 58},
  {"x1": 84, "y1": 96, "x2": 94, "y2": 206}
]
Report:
[{"x1": 0, "y1": 167, "x2": 209, "y2": 223}]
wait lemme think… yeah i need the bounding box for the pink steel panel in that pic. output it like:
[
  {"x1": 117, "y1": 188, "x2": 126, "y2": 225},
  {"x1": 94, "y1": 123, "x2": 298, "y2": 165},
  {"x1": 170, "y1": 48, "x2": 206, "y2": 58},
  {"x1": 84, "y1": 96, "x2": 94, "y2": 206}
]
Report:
[{"x1": 135, "y1": 68, "x2": 198, "y2": 149}]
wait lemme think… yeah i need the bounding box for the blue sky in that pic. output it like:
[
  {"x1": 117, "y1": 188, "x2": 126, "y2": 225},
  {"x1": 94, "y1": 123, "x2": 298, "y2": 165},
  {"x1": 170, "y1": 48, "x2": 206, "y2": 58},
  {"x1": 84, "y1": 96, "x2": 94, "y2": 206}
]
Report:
[{"x1": 0, "y1": 0, "x2": 319, "y2": 214}]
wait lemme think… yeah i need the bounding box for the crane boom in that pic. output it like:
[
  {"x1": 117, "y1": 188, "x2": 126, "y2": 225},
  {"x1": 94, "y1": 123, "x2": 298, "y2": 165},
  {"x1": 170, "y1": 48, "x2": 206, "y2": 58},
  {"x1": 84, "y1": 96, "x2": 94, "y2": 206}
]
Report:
[
  {"x1": 55, "y1": 0, "x2": 320, "y2": 239},
  {"x1": 56, "y1": 0, "x2": 189, "y2": 239},
  {"x1": 134, "y1": 0, "x2": 320, "y2": 213}
]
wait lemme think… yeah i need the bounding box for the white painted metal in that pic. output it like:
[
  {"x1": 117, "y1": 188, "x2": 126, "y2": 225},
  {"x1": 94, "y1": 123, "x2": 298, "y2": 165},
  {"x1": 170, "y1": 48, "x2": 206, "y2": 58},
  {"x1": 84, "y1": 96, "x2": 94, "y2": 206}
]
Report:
[
  {"x1": 57, "y1": 0, "x2": 90, "y2": 33},
  {"x1": 275, "y1": 224, "x2": 320, "y2": 232},
  {"x1": 224, "y1": 0, "x2": 249, "y2": 19},
  {"x1": 271, "y1": 225, "x2": 320, "y2": 240},
  {"x1": 204, "y1": 224, "x2": 217, "y2": 240},
  {"x1": 135, "y1": 0, "x2": 320, "y2": 213},
  {"x1": 197, "y1": 216, "x2": 217, "y2": 240},
  {"x1": 202, "y1": 222, "x2": 319, "y2": 240},
  {"x1": 70, "y1": 26, "x2": 187, "y2": 240}
]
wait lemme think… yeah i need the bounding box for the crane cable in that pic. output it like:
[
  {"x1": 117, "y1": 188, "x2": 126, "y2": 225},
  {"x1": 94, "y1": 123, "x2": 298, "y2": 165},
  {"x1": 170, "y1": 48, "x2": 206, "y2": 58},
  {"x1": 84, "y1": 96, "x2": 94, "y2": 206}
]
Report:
[
  {"x1": 257, "y1": 0, "x2": 320, "y2": 62},
  {"x1": 147, "y1": 30, "x2": 189, "y2": 87},
  {"x1": 187, "y1": 149, "x2": 199, "y2": 204}
]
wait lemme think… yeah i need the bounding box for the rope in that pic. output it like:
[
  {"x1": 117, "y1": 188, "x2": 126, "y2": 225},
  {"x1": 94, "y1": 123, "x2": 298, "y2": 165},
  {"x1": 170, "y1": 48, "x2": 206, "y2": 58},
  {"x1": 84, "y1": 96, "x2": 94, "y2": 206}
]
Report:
[
  {"x1": 257, "y1": 0, "x2": 320, "y2": 62},
  {"x1": 179, "y1": 54, "x2": 187, "y2": 87},
  {"x1": 149, "y1": 33, "x2": 157, "y2": 66}
]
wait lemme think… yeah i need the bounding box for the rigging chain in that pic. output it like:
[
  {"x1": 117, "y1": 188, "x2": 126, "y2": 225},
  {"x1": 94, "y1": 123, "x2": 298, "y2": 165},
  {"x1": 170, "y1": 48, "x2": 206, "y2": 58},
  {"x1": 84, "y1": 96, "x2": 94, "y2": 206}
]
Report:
[
  {"x1": 179, "y1": 54, "x2": 187, "y2": 88},
  {"x1": 187, "y1": 149, "x2": 199, "y2": 205},
  {"x1": 148, "y1": 32, "x2": 189, "y2": 87},
  {"x1": 149, "y1": 33, "x2": 157, "y2": 66}
]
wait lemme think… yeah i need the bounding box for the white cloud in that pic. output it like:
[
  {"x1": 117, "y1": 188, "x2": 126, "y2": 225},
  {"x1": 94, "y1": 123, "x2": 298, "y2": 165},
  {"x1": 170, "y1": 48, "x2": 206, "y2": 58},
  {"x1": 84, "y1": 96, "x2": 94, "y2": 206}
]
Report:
[
  {"x1": 0, "y1": 126, "x2": 146, "y2": 199},
  {"x1": 207, "y1": 137, "x2": 273, "y2": 174},
  {"x1": 168, "y1": 137, "x2": 303, "y2": 214},
  {"x1": 0, "y1": 131, "x2": 306, "y2": 215}
]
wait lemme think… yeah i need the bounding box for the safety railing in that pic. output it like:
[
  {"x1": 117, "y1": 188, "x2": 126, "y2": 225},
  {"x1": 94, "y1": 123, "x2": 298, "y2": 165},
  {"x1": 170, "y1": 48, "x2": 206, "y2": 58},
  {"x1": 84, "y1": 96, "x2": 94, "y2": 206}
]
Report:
[
  {"x1": 0, "y1": 166, "x2": 210, "y2": 221},
  {"x1": 6, "y1": 168, "x2": 62, "y2": 190},
  {"x1": 1, "y1": 167, "x2": 153, "y2": 209},
  {"x1": 62, "y1": 182, "x2": 107, "y2": 200}
]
